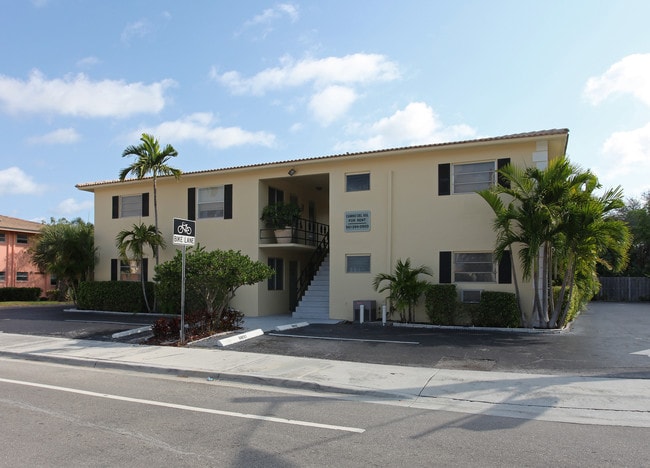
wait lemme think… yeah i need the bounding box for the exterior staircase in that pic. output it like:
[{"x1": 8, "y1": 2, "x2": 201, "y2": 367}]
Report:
[{"x1": 292, "y1": 255, "x2": 330, "y2": 320}]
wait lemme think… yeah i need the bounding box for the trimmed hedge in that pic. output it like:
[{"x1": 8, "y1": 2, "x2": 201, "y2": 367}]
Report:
[
  {"x1": 425, "y1": 284, "x2": 457, "y2": 325},
  {"x1": 0, "y1": 287, "x2": 42, "y2": 301},
  {"x1": 77, "y1": 281, "x2": 154, "y2": 313},
  {"x1": 474, "y1": 291, "x2": 520, "y2": 328}
]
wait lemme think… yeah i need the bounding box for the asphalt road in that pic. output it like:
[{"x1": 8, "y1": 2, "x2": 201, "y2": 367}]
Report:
[
  {"x1": 2, "y1": 302, "x2": 649, "y2": 378},
  {"x1": 195, "y1": 302, "x2": 650, "y2": 378},
  {"x1": 0, "y1": 304, "x2": 159, "y2": 340},
  {"x1": 2, "y1": 358, "x2": 648, "y2": 467}
]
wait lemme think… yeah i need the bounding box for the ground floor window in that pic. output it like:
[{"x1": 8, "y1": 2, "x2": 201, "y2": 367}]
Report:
[
  {"x1": 0, "y1": 271, "x2": 5, "y2": 282},
  {"x1": 268, "y1": 257, "x2": 284, "y2": 290},
  {"x1": 120, "y1": 260, "x2": 141, "y2": 282},
  {"x1": 346, "y1": 254, "x2": 371, "y2": 273},
  {"x1": 453, "y1": 252, "x2": 495, "y2": 282},
  {"x1": 16, "y1": 272, "x2": 28, "y2": 282}
]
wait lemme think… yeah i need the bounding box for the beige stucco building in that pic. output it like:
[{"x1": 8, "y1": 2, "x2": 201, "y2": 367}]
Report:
[{"x1": 77, "y1": 129, "x2": 569, "y2": 323}]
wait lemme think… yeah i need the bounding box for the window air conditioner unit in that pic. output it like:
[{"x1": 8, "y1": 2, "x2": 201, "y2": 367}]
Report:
[{"x1": 460, "y1": 289, "x2": 482, "y2": 304}]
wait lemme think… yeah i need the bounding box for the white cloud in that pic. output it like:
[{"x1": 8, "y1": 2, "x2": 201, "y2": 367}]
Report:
[
  {"x1": 56, "y1": 198, "x2": 94, "y2": 217},
  {"x1": 121, "y1": 19, "x2": 152, "y2": 44},
  {"x1": 76, "y1": 56, "x2": 100, "y2": 68},
  {"x1": 212, "y1": 53, "x2": 399, "y2": 95},
  {"x1": 309, "y1": 86, "x2": 357, "y2": 126},
  {"x1": 133, "y1": 113, "x2": 276, "y2": 149},
  {"x1": 27, "y1": 128, "x2": 81, "y2": 145},
  {"x1": 244, "y1": 3, "x2": 299, "y2": 28},
  {"x1": 584, "y1": 53, "x2": 650, "y2": 106},
  {"x1": 0, "y1": 167, "x2": 43, "y2": 195},
  {"x1": 334, "y1": 102, "x2": 476, "y2": 152},
  {"x1": 596, "y1": 123, "x2": 650, "y2": 193},
  {"x1": 0, "y1": 69, "x2": 174, "y2": 117}
]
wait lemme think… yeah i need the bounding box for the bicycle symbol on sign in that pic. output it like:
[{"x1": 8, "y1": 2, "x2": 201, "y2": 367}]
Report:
[{"x1": 177, "y1": 222, "x2": 193, "y2": 235}]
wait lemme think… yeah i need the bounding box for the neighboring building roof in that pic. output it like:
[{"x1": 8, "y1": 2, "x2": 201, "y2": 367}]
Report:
[
  {"x1": 76, "y1": 128, "x2": 569, "y2": 191},
  {"x1": 0, "y1": 215, "x2": 45, "y2": 234}
]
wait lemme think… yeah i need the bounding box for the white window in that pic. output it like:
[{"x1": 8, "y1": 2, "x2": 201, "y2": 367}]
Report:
[
  {"x1": 454, "y1": 252, "x2": 496, "y2": 282},
  {"x1": 121, "y1": 195, "x2": 142, "y2": 218},
  {"x1": 453, "y1": 161, "x2": 495, "y2": 194},
  {"x1": 346, "y1": 173, "x2": 370, "y2": 192},
  {"x1": 16, "y1": 272, "x2": 28, "y2": 282},
  {"x1": 16, "y1": 233, "x2": 29, "y2": 244},
  {"x1": 346, "y1": 254, "x2": 371, "y2": 273},
  {"x1": 0, "y1": 271, "x2": 5, "y2": 282},
  {"x1": 0, "y1": 233, "x2": 5, "y2": 243},
  {"x1": 198, "y1": 186, "x2": 225, "y2": 219}
]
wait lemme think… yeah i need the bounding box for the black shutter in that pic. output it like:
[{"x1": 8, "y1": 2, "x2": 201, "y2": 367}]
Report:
[
  {"x1": 111, "y1": 259, "x2": 118, "y2": 281},
  {"x1": 188, "y1": 188, "x2": 196, "y2": 220},
  {"x1": 142, "y1": 258, "x2": 148, "y2": 282},
  {"x1": 112, "y1": 196, "x2": 119, "y2": 219},
  {"x1": 439, "y1": 251, "x2": 452, "y2": 283},
  {"x1": 224, "y1": 184, "x2": 233, "y2": 219},
  {"x1": 497, "y1": 158, "x2": 511, "y2": 188},
  {"x1": 498, "y1": 250, "x2": 512, "y2": 284},
  {"x1": 142, "y1": 192, "x2": 149, "y2": 217},
  {"x1": 438, "y1": 163, "x2": 450, "y2": 196}
]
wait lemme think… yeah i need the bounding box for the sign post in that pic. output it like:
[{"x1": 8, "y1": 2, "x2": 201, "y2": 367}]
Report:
[{"x1": 172, "y1": 218, "x2": 196, "y2": 344}]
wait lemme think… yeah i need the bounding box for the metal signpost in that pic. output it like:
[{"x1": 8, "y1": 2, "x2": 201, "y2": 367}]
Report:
[{"x1": 172, "y1": 218, "x2": 196, "y2": 344}]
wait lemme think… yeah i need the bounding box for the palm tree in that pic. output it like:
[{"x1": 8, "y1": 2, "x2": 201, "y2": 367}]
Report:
[
  {"x1": 116, "y1": 223, "x2": 166, "y2": 313},
  {"x1": 480, "y1": 157, "x2": 631, "y2": 328},
  {"x1": 119, "y1": 133, "x2": 181, "y2": 265},
  {"x1": 372, "y1": 258, "x2": 432, "y2": 322}
]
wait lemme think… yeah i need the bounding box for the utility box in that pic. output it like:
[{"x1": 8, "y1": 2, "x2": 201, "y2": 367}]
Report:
[{"x1": 353, "y1": 300, "x2": 377, "y2": 322}]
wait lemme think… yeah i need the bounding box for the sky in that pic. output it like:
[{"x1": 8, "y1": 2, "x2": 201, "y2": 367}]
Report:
[{"x1": 2, "y1": 0, "x2": 650, "y2": 223}]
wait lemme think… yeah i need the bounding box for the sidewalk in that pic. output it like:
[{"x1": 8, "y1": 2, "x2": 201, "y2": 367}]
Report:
[{"x1": 1, "y1": 331, "x2": 650, "y2": 428}]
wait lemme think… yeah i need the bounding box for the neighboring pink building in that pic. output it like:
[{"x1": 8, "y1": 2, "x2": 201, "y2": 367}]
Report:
[{"x1": 0, "y1": 215, "x2": 53, "y2": 295}]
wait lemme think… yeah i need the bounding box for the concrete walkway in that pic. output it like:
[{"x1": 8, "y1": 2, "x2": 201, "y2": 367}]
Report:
[{"x1": 1, "y1": 331, "x2": 650, "y2": 428}]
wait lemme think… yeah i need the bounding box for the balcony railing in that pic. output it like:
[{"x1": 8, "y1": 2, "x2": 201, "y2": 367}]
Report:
[{"x1": 260, "y1": 218, "x2": 329, "y2": 246}]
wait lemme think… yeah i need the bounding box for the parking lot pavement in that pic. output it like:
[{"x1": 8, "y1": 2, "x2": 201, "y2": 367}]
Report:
[{"x1": 192, "y1": 302, "x2": 650, "y2": 378}]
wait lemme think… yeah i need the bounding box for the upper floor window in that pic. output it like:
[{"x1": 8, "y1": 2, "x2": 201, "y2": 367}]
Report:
[
  {"x1": 0, "y1": 233, "x2": 5, "y2": 243},
  {"x1": 16, "y1": 233, "x2": 29, "y2": 244},
  {"x1": 346, "y1": 173, "x2": 370, "y2": 192},
  {"x1": 121, "y1": 195, "x2": 143, "y2": 218},
  {"x1": 198, "y1": 186, "x2": 225, "y2": 219},
  {"x1": 454, "y1": 252, "x2": 495, "y2": 282},
  {"x1": 453, "y1": 161, "x2": 495, "y2": 194},
  {"x1": 112, "y1": 193, "x2": 149, "y2": 219}
]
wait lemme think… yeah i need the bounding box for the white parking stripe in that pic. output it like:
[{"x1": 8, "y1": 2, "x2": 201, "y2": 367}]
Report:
[{"x1": 0, "y1": 377, "x2": 365, "y2": 433}]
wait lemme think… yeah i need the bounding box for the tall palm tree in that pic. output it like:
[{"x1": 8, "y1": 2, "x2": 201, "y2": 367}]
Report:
[
  {"x1": 373, "y1": 258, "x2": 432, "y2": 322},
  {"x1": 116, "y1": 223, "x2": 166, "y2": 313},
  {"x1": 119, "y1": 133, "x2": 181, "y2": 265}
]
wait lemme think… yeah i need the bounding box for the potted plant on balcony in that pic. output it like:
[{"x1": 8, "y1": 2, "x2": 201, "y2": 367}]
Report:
[{"x1": 261, "y1": 202, "x2": 302, "y2": 243}]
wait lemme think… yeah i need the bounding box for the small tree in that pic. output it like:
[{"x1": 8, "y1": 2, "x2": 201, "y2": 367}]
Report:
[
  {"x1": 30, "y1": 218, "x2": 96, "y2": 303},
  {"x1": 154, "y1": 246, "x2": 274, "y2": 328},
  {"x1": 115, "y1": 223, "x2": 165, "y2": 313},
  {"x1": 372, "y1": 258, "x2": 432, "y2": 322}
]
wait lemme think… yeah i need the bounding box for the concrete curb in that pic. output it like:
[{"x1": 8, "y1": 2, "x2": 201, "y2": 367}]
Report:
[{"x1": 0, "y1": 349, "x2": 399, "y2": 400}]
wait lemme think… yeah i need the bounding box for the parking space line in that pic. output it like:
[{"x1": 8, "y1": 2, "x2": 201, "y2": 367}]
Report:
[{"x1": 269, "y1": 333, "x2": 419, "y2": 345}]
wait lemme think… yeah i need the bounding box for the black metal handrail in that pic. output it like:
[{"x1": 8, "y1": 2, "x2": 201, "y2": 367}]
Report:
[
  {"x1": 296, "y1": 230, "x2": 329, "y2": 305},
  {"x1": 259, "y1": 217, "x2": 328, "y2": 246}
]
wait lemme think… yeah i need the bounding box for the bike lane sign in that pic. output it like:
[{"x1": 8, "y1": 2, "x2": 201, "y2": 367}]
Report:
[{"x1": 173, "y1": 218, "x2": 196, "y2": 246}]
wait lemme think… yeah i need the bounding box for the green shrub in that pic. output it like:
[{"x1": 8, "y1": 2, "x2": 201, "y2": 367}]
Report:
[
  {"x1": 474, "y1": 291, "x2": 520, "y2": 328},
  {"x1": 77, "y1": 281, "x2": 154, "y2": 313},
  {"x1": 425, "y1": 284, "x2": 457, "y2": 325},
  {"x1": 0, "y1": 287, "x2": 42, "y2": 301}
]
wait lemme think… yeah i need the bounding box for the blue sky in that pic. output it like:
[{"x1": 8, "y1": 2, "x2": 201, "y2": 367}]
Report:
[{"x1": 2, "y1": 1, "x2": 650, "y2": 222}]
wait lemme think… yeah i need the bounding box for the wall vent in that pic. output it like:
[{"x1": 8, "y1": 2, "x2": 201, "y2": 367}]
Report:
[{"x1": 460, "y1": 289, "x2": 482, "y2": 304}]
